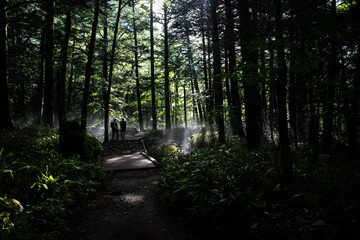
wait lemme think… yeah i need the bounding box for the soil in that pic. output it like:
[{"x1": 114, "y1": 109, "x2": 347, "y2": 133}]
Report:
[
  {"x1": 67, "y1": 169, "x2": 200, "y2": 240},
  {"x1": 67, "y1": 139, "x2": 199, "y2": 240}
]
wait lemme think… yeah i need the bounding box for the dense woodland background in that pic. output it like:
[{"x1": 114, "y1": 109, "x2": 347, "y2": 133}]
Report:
[{"x1": 0, "y1": 0, "x2": 360, "y2": 239}]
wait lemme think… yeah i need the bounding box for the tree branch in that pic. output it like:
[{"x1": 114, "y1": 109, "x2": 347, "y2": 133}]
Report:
[{"x1": 5, "y1": 0, "x2": 46, "y2": 12}]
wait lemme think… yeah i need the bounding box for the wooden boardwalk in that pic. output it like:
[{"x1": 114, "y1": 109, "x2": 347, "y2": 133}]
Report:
[{"x1": 101, "y1": 135, "x2": 158, "y2": 171}]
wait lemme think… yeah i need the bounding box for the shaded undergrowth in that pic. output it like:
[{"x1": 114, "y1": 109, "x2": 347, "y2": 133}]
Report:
[
  {"x1": 0, "y1": 126, "x2": 105, "y2": 240},
  {"x1": 158, "y1": 136, "x2": 360, "y2": 239}
]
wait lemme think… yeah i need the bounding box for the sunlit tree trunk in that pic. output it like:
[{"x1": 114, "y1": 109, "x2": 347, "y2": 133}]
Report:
[
  {"x1": 164, "y1": 0, "x2": 171, "y2": 130},
  {"x1": 106, "y1": 0, "x2": 123, "y2": 139},
  {"x1": 81, "y1": 0, "x2": 100, "y2": 132},
  {"x1": 102, "y1": 0, "x2": 109, "y2": 142},
  {"x1": 274, "y1": 0, "x2": 292, "y2": 185},
  {"x1": 183, "y1": 85, "x2": 187, "y2": 129},
  {"x1": 201, "y1": 1, "x2": 209, "y2": 122},
  {"x1": 133, "y1": 0, "x2": 144, "y2": 131},
  {"x1": 0, "y1": 1, "x2": 13, "y2": 130},
  {"x1": 43, "y1": 0, "x2": 55, "y2": 127},
  {"x1": 150, "y1": 0, "x2": 157, "y2": 130},
  {"x1": 191, "y1": 79, "x2": 199, "y2": 124},
  {"x1": 211, "y1": 0, "x2": 225, "y2": 143}
]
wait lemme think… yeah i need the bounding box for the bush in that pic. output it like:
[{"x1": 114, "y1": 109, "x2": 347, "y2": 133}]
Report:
[
  {"x1": 159, "y1": 139, "x2": 360, "y2": 239},
  {"x1": 148, "y1": 142, "x2": 181, "y2": 163},
  {"x1": 0, "y1": 126, "x2": 105, "y2": 240}
]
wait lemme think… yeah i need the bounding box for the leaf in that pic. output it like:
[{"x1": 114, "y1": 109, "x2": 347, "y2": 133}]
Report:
[{"x1": 3, "y1": 169, "x2": 14, "y2": 179}]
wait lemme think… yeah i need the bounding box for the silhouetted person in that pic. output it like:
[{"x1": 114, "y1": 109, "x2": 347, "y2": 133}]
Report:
[
  {"x1": 120, "y1": 118, "x2": 126, "y2": 139},
  {"x1": 110, "y1": 118, "x2": 119, "y2": 140}
]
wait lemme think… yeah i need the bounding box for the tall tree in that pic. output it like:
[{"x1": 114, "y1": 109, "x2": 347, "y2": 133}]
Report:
[
  {"x1": 132, "y1": 0, "x2": 144, "y2": 131},
  {"x1": 321, "y1": 0, "x2": 337, "y2": 153},
  {"x1": 164, "y1": 0, "x2": 171, "y2": 130},
  {"x1": 0, "y1": 0, "x2": 14, "y2": 130},
  {"x1": 33, "y1": 27, "x2": 45, "y2": 125},
  {"x1": 104, "y1": 0, "x2": 123, "y2": 142},
  {"x1": 238, "y1": 0, "x2": 261, "y2": 149},
  {"x1": 211, "y1": 0, "x2": 225, "y2": 143},
  {"x1": 150, "y1": 0, "x2": 157, "y2": 130},
  {"x1": 225, "y1": 0, "x2": 244, "y2": 137},
  {"x1": 274, "y1": 0, "x2": 292, "y2": 185},
  {"x1": 43, "y1": 0, "x2": 55, "y2": 127},
  {"x1": 102, "y1": 0, "x2": 109, "y2": 142},
  {"x1": 81, "y1": 0, "x2": 100, "y2": 132}
]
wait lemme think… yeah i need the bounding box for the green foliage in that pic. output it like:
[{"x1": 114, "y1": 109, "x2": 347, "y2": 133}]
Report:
[
  {"x1": 0, "y1": 127, "x2": 105, "y2": 239},
  {"x1": 189, "y1": 127, "x2": 217, "y2": 150},
  {"x1": 159, "y1": 138, "x2": 360, "y2": 239},
  {"x1": 149, "y1": 142, "x2": 180, "y2": 163}
]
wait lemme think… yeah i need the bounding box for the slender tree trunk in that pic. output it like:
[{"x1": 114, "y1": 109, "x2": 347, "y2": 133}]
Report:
[
  {"x1": 0, "y1": 1, "x2": 13, "y2": 130},
  {"x1": 150, "y1": 0, "x2": 157, "y2": 130},
  {"x1": 226, "y1": 0, "x2": 244, "y2": 137},
  {"x1": 268, "y1": 36, "x2": 276, "y2": 131},
  {"x1": 184, "y1": 85, "x2": 187, "y2": 129},
  {"x1": 224, "y1": 50, "x2": 232, "y2": 108},
  {"x1": 132, "y1": 0, "x2": 144, "y2": 131},
  {"x1": 211, "y1": 0, "x2": 225, "y2": 143},
  {"x1": 59, "y1": 1, "x2": 71, "y2": 127},
  {"x1": 191, "y1": 79, "x2": 199, "y2": 124},
  {"x1": 201, "y1": 1, "x2": 209, "y2": 122},
  {"x1": 81, "y1": 0, "x2": 100, "y2": 132},
  {"x1": 348, "y1": 43, "x2": 360, "y2": 158},
  {"x1": 67, "y1": 41, "x2": 75, "y2": 112},
  {"x1": 43, "y1": 0, "x2": 55, "y2": 127},
  {"x1": 274, "y1": 0, "x2": 292, "y2": 185},
  {"x1": 164, "y1": 1, "x2": 171, "y2": 130},
  {"x1": 34, "y1": 27, "x2": 45, "y2": 124},
  {"x1": 102, "y1": 0, "x2": 109, "y2": 142},
  {"x1": 186, "y1": 30, "x2": 203, "y2": 123},
  {"x1": 321, "y1": 0, "x2": 337, "y2": 154},
  {"x1": 308, "y1": 76, "x2": 319, "y2": 163}
]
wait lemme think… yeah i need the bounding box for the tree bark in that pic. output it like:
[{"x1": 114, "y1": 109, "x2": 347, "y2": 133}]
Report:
[
  {"x1": 274, "y1": 0, "x2": 292, "y2": 185},
  {"x1": 33, "y1": 27, "x2": 45, "y2": 125},
  {"x1": 81, "y1": 0, "x2": 100, "y2": 132},
  {"x1": 226, "y1": 0, "x2": 245, "y2": 137},
  {"x1": 0, "y1": 1, "x2": 13, "y2": 130},
  {"x1": 102, "y1": 0, "x2": 109, "y2": 142},
  {"x1": 150, "y1": 0, "x2": 157, "y2": 130},
  {"x1": 321, "y1": 0, "x2": 337, "y2": 154},
  {"x1": 238, "y1": 0, "x2": 261, "y2": 149},
  {"x1": 67, "y1": 41, "x2": 75, "y2": 112},
  {"x1": 59, "y1": 1, "x2": 71, "y2": 128},
  {"x1": 105, "y1": 0, "x2": 124, "y2": 141},
  {"x1": 184, "y1": 85, "x2": 187, "y2": 129},
  {"x1": 164, "y1": 1, "x2": 171, "y2": 130},
  {"x1": 132, "y1": 0, "x2": 144, "y2": 131},
  {"x1": 43, "y1": 0, "x2": 55, "y2": 127},
  {"x1": 211, "y1": 0, "x2": 225, "y2": 143}
]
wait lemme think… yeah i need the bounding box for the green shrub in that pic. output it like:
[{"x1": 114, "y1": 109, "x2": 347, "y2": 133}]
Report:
[
  {"x1": 148, "y1": 142, "x2": 181, "y2": 163},
  {"x1": 0, "y1": 126, "x2": 105, "y2": 240}
]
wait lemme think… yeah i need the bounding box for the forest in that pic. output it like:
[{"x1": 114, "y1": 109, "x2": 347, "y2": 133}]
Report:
[{"x1": 0, "y1": 0, "x2": 359, "y2": 239}]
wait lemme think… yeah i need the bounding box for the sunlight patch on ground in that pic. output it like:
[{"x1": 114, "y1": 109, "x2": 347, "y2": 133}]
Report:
[{"x1": 121, "y1": 193, "x2": 145, "y2": 204}]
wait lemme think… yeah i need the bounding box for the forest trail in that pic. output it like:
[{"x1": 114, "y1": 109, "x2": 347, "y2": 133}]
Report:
[
  {"x1": 67, "y1": 138, "x2": 197, "y2": 240},
  {"x1": 101, "y1": 137, "x2": 157, "y2": 171}
]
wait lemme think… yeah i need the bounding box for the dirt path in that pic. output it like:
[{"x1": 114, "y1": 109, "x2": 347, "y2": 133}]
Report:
[{"x1": 67, "y1": 169, "x2": 199, "y2": 240}]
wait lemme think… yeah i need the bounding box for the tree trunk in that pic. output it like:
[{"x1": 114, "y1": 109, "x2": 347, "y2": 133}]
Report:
[
  {"x1": 348, "y1": 42, "x2": 360, "y2": 158},
  {"x1": 201, "y1": 1, "x2": 209, "y2": 122},
  {"x1": 321, "y1": 0, "x2": 337, "y2": 154},
  {"x1": 184, "y1": 85, "x2": 187, "y2": 129},
  {"x1": 67, "y1": 41, "x2": 75, "y2": 112},
  {"x1": 33, "y1": 27, "x2": 45, "y2": 125},
  {"x1": 150, "y1": 0, "x2": 157, "y2": 130},
  {"x1": 132, "y1": 0, "x2": 144, "y2": 131},
  {"x1": 105, "y1": 0, "x2": 123, "y2": 140},
  {"x1": 102, "y1": 0, "x2": 109, "y2": 142},
  {"x1": 226, "y1": 0, "x2": 244, "y2": 137},
  {"x1": 238, "y1": 0, "x2": 261, "y2": 149},
  {"x1": 59, "y1": 1, "x2": 71, "y2": 132},
  {"x1": 43, "y1": 0, "x2": 55, "y2": 127},
  {"x1": 164, "y1": 1, "x2": 171, "y2": 130},
  {"x1": 81, "y1": 0, "x2": 100, "y2": 132},
  {"x1": 186, "y1": 30, "x2": 203, "y2": 123},
  {"x1": 0, "y1": 1, "x2": 13, "y2": 130},
  {"x1": 274, "y1": 0, "x2": 292, "y2": 185},
  {"x1": 211, "y1": 0, "x2": 225, "y2": 143},
  {"x1": 191, "y1": 79, "x2": 199, "y2": 124}
]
